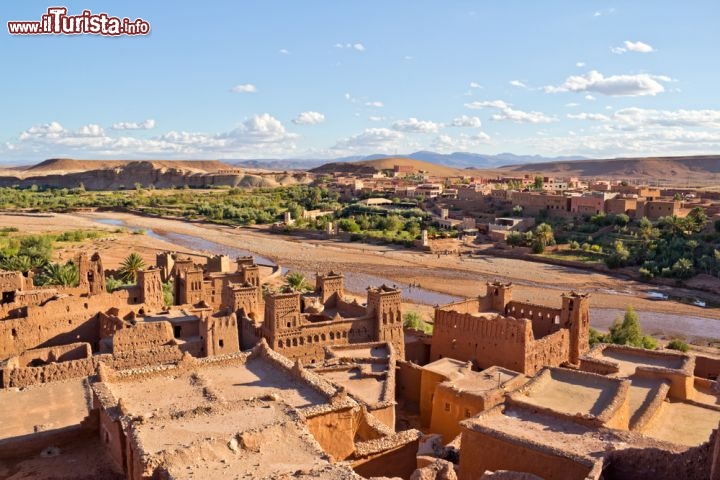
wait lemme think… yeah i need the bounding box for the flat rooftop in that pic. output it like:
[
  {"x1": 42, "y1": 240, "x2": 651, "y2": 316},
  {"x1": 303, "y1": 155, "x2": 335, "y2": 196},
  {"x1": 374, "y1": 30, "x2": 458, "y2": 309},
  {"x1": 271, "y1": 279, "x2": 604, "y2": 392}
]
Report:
[
  {"x1": 318, "y1": 367, "x2": 386, "y2": 406},
  {"x1": 642, "y1": 401, "x2": 720, "y2": 446},
  {"x1": 600, "y1": 348, "x2": 685, "y2": 377},
  {"x1": 107, "y1": 357, "x2": 327, "y2": 412},
  {"x1": 464, "y1": 405, "x2": 680, "y2": 460},
  {"x1": 449, "y1": 366, "x2": 524, "y2": 395},
  {"x1": 0, "y1": 436, "x2": 122, "y2": 480},
  {"x1": 0, "y1": 378, "x2": 91, "y2": 440},
  {"x1": 329, "y1": 343, "x2": 390, "y2": 360},
  {"x1": 514, "y1": 368, "x2": 620, "y2": 417},
  {"x1": 423, "y1": 357, "x2": 469, "y2": 380}
]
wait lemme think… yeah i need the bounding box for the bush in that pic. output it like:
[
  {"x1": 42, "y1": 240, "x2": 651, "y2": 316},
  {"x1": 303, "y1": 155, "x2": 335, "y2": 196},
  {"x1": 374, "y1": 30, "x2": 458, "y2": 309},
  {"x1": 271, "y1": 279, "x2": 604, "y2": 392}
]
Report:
[{"x1": 666, "y1": 339, "x2": 689, "y2": 352}]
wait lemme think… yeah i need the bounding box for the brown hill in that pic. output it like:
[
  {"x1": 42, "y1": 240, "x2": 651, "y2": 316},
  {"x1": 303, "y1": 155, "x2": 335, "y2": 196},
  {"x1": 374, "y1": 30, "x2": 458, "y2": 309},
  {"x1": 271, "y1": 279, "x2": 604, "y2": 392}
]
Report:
[
  {"x1": 27, "y1": 158, "x2": 232, "y2": 174},
  {"x1": 497, "y1": 155, "x2": 720, "y2": 184},
  {"x1": 312, "y1": 157, "x2": 466, "y2": 177}
]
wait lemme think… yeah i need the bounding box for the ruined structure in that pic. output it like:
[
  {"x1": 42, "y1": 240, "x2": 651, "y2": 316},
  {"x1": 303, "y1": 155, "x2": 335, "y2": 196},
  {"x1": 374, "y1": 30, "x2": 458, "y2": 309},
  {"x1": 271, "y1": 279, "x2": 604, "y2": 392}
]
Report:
[
  {"x1": 430, "y1": 282, "x2": 589, "y2": 374},
  {"x1": 243, "y1": 272, "x2": 405, "y2": 364}
]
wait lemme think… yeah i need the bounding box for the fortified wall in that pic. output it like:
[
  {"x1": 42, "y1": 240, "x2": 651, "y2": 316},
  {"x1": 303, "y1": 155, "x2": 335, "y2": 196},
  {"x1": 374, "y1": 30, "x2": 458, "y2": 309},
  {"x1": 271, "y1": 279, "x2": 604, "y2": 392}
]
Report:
[{"x1": 430, "y1": 282, "x2": 589, "y2": 375}]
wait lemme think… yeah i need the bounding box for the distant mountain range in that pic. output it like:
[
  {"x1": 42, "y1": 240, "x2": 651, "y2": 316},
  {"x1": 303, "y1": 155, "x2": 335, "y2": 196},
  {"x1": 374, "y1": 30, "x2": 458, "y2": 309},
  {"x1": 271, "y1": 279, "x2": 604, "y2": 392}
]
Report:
[{"x1": 230, "y1": 151, "x2": 590, "y2": 170}]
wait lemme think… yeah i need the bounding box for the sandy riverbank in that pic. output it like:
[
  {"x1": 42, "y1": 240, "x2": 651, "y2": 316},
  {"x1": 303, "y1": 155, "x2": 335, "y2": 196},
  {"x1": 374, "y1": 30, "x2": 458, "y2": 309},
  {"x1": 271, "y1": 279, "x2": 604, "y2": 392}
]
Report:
[{"x1": 71, "y1": 211, "x2": 719, "y2": 320}]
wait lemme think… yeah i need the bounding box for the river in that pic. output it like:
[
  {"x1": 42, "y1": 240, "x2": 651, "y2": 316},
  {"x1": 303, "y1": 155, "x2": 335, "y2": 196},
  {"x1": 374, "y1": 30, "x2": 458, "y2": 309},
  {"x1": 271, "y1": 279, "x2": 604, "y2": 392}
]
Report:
[{"x1": 92, "y1": 216, "x2": 720, "y2": 341}]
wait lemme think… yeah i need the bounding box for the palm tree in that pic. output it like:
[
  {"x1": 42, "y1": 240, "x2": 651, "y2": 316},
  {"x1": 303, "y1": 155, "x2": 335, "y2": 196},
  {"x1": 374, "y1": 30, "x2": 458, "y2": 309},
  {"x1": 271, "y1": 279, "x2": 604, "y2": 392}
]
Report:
[
  {"x1": 285, "y1": 271, "x2": 311, "y2": 291},
  {"x1": 37, "y1": 261, "x2": 79, "y2": 287},
  {"x1": 118, "y1": 252, "x2": 146, "y2": 283},
  {"x1": 532, "y1": 223, "x2": 555, "y2": 253}
]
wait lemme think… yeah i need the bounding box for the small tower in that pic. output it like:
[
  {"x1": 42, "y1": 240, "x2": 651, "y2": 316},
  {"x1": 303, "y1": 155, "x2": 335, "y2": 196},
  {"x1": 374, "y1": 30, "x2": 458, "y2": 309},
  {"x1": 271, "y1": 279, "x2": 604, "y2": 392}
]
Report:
[
  {"x1": 486, "y1": 281, "x2": 513, "y2": 313},
  {"x1": 137, "y1": 267, "x2": 164, "y2": 310},
  {"x1": 78, "y1": 252, "x2": 106, "y2": 296},
  {"x1": 155, "y1": 252, "x2": 175, "y2": 283},
  {"x1": 201, "y1": 312, "x2": 240, "y2": 357},
  {"x1": 561, "y1": 292, "x2": 590, "y2": 364},
  {"x1": 367, "y1": 285, "x2": 404, "y2": 359},
  {"x1": 315, "y1": 271, "x2": 344, "y2": 307},
  {"x1": 262, "y1": 289, "x2": 301, "y2": 349},
  {"x1": 178, "y1": 269, "x2": 204, "y2": 305}
]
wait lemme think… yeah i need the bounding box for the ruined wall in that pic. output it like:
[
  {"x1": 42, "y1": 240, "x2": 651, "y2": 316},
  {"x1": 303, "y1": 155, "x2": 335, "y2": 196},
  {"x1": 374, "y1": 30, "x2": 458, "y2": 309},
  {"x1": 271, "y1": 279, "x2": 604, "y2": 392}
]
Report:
[
  {"x1": 505, "y1": 301, "x2": 561, "y2": 338},
  {"x1": 352, "y1": 437, "x2": 421, "y2": 479},
  {"x1": 430, "y1": 311, "x2": 530, "y2": 373},
  {"x1": 458, "y1": 427, "x2": 594, "y2": 480},
  {"x1": 0, "y1": 295, "x2": 107, "y2": 360},
  {"x1": 524, "y1": 330, "x2": 570, "y2": 376},
  {"x1": 397, "y1": 360, "x2": 422, "y2": 407},
  {"x1": 111, "y1": 321, "x2": 174, "y2": 354},
  {"x1": 200, "y1": 313, "x2": 240, "y2": 357},
  {"x1": 12, "y1": 342, "x2": 91, "y2": 367},
  {"x1": 604, "y1": 429, "x2": 717, "y2": 480},
  {"x1": 696, "y1": 355, "x2": 720, "y2": 380}
]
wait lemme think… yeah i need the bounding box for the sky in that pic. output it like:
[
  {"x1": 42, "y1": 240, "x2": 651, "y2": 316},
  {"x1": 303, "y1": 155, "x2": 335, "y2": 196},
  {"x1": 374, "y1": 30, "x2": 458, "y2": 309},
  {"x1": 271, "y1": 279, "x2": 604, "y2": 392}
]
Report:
[{"x1": 2, "y1": 1, "x2": 720, "y2": 164}]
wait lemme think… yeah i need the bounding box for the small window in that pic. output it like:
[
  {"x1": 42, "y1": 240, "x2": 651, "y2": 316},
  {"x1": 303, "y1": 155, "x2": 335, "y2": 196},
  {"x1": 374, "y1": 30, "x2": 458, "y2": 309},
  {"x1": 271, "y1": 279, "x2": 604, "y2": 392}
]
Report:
[
  {"x1": 444, "y1": 402, "x2": 451, "y2": 412},
  {"x1": 218, "y1": 339, "x2": 224, "y2": 348},
  {"x1": 465, "y1": 408, "x2": 472, "y2": 418}
]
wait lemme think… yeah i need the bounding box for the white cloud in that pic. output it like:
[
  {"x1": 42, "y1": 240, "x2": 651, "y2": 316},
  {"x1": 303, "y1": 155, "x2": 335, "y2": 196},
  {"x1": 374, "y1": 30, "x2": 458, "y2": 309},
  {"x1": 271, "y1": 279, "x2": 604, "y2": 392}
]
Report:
[
  {"x1": 465, "y1": 100, "x2": 557, "y2": 124},
  {"x1": 10, "y1": 115, "x2": 299, "y2": 158},
  {"x1": 111, "y1": 119, "x2": 156, "y2": 130},
  {"x1": 567, "y1": 113, "x2": 611, "y2": 121},
  {"x1": 432, "y1": 132, "x2": 491, "y2": 153},
  {"x1": 292, "y1": 111, "x2": 325, "y2": 125},
  {"x1": 333, "y1": 128, "x2": 403, "y2": 152},
  {"x1": 279, "y1": 48, "x2": 290, "y2": 55},
  {"x1": 469, "y1": 82, "x2": 483, "y2": 89},
  {"x1": 612, "y1": 107, "x2": 720, "y2": 128},
  {"x1": 544, "y1": 70, "x2": 669, "y2": 97},
  {"x1": 585, "y1": 95, "x2": 596, "y2": 101},
  {"x1": 365, "y1": 101, "x2": 384, "y2": 108},
  {"x1": 565, "y1": 102, "x2": 580, "y2": 107},
  {"x1": 231, "y1": 84, "x2": 257, "y2": 93},
  {"x1": 576, "y1": 62, "x2": 586, "y2": 68},
  {"x1": 335, "y1": 43, "x2": 365, "y2": 51},
  {"x1": 404, "y1": 55, "x2": 413, "y2": 61},
  {"x1": 450, "y1": 115, "x2": 482, "y2": 128},
  {"x1": 391, "y1": 118, "x2": 443, "y2": 134},
  {"x1": 368, "y1": 116, "x2": 385, "y2": 122},
  {"x1": 612, "y1": 40, "x2": 655, "y2": 54},
  {"x1": 509, "y1": 80, "x2": 527, "y2": 88}
]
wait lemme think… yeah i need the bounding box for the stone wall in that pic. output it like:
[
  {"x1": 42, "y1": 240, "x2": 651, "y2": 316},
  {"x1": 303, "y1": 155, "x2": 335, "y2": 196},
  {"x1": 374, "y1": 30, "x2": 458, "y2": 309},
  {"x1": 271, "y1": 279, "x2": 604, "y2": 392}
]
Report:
[
  {"x1": 505, "y1": 301, "x2": 561, "y2": 338},
  {"x1": 458, "y1": 424, "x2": 596, "y2": 480},
  {"x1": 431, "y1": 311, "x2": 530, "y2": 373}
]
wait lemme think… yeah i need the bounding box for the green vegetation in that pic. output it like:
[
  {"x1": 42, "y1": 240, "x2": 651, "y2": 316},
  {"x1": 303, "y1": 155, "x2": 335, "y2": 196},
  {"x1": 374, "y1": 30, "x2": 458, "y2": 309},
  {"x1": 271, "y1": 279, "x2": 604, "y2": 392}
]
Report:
[
  {"x1": 540, "y1": 208, "x2": 720, "y2": 281},
  {"x1": 507, "y1": 222, "x2": 556, "y2": 253},
  {"x1": 0, "y1": 185, "x2": 341, "y2": 226},
  {"x1": 666, "y1": 339, "x2": 690, "y2": 352},
  {"x1": 117, "y1": 252, "x2": 146, "y2": 283},
  {"x1": 591, "y1": 306, "x2": 657, "y2": 349},
  {"x1": 162, "y1": 280, "x2": 174, "y2": 307},
  {"x1": 403, "y1": 311, "x2": 433, "y2": 334},
  {"x1": 285, "y1": 271, "x2": 311, "y2": 292},
  {"x1": 106, "y1": 276, "x2": 127, "y2": 293},
  {"x1": 34, "y1": 260, "x2": 79, "y2": 287}
]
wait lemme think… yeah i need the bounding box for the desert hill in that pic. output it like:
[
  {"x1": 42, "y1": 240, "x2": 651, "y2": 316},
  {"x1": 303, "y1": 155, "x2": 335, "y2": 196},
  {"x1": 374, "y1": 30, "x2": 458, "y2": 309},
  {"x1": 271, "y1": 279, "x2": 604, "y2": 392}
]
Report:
[
  {"x1": 312, "y1": 157, "x2": 467, "y2": 177},
  {"x1": 498, "y1": 155, "x2": 720, "y2": 183},
  {"x1": 27, "y1": 158, "x2": 231, "y2": 174},
  {"x1": 0, "y1": 158, "x2": 312, "y2": 190}
]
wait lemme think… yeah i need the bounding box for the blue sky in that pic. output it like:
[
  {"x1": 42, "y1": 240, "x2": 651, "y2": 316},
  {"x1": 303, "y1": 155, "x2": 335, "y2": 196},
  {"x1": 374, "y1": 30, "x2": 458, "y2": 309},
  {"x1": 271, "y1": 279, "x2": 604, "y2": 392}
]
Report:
[{"x1": 2, "y1": 1, "x2": 719, "y2": 163}]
